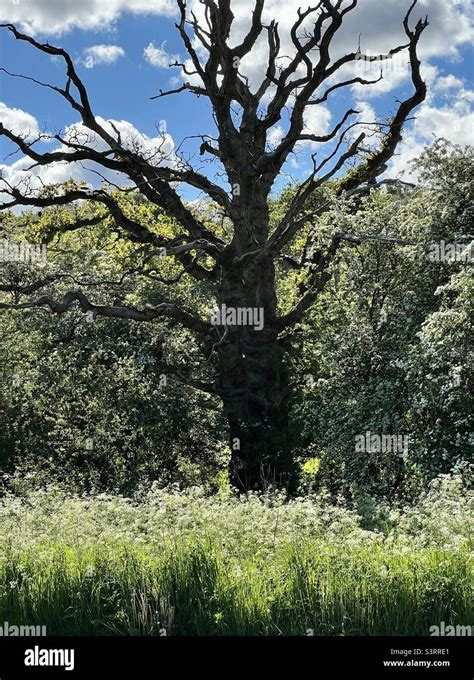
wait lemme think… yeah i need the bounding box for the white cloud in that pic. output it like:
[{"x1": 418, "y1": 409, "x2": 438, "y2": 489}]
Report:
[
  {"x1": 415, "y1": 102, "x2": 474, "y2": 147},
  {"x1": 2, "y1": 1, "x2": 472, "y2": 130},
  {"x1": 351, "y1": 100, "x2": 384, "y2": 145},
  {"x1": 62, "y1": 117, "x2": 175, "y2": 161},
  {"x1": 266, "y1": 125, "x2": 284, "y2": 148},
  {"x1": 355, "y1": 100, "x2": 377, "y2": 125},
  {"x1": 1, "y1": 2, "x2": 472, "y2": 193},
  {"x1": 144, "y1": 42, "x2": 179, "y2": 69},
  {"x1": 0, "y1": 116, "x2": 176, "y2": 206},
  {"x1": 301, "y1": 105, "x2": 332, "y2": 148},
  {"x1": 82, "y1": 45, "x2": 125, "y2": 69},
  {"x1": 0, "y1": 102, "x2": 40, "y2": 141},
  {"x1": 184, "y1": 0, "x2": 473, "y2": 97},
  {"x1": 2, "y1": 0, "x2": 471, "y2": 71},
  {"x1": 388, "y1": 91, "x2": 474, "y2": 180},
  {"x1": 435, "y1": 74, "x2": 465, "y2": 91},
  {"x1": 0, "y1": 0, "x2": 176, "y2": 35},
  {"x1": 265, "y1": 107, "x2": 332, "y2": 161}
]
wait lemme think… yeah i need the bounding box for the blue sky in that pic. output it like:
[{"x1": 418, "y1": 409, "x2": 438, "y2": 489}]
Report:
[
  {"x1": 1, "y1": 14, "x2": 204, "y2": 140},
  {"x1": 0, "y1": 0, "x2": 473, "y2": 205}
]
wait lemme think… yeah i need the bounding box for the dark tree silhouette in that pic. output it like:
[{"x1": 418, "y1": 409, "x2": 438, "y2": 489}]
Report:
[{"x1": 0, "y1": 0, "x2": 428, "y2": 490}]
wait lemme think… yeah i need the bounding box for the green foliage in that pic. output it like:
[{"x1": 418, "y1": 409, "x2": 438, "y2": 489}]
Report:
[
  {"x1": 287, "y1": 141, "x2": 473, "y2": 498},
  {"x1": 0, "y1": 141, "x2": 472, "y2": 497},
  {"x1": 0, "y1": 317, "x2": 226, "y2": 493},
  {"x1": 405, "y1": 270, "x2": 473, "y2": 476},
  {"x1": 0, "y1": 191, "x2": 225, "y2": 492},
  {"x1": 0, "y1": 475, "x2": 471, "y2": 635}
]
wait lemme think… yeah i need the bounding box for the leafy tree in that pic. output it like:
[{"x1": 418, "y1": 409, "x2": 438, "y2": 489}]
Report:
[
  {"x1": 290, "y1": 142, "x2": 473, "y2": 498},
  {"x1": 0, "y1": 201, "x2": 226, "y2": 492}
]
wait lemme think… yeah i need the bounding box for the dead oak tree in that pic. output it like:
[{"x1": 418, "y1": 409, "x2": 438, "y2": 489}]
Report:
[{"x1": 0, "y1": 0, "x2": 428, "y2": 490}]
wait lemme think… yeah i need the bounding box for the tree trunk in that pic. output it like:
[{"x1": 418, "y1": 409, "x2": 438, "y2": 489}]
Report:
[
  {"x1": 214, "y1": 191, "x2": 298, "y2": 491},
  {"x1": 218, "y1": 324, "x2": 298, "y2": 492}
]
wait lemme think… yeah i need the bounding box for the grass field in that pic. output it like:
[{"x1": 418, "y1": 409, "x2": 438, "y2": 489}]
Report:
[{"x1": 0, "y1": 476, "x2": 472, "y2": 636}]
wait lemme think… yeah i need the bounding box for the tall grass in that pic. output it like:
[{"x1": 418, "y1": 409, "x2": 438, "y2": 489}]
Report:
[{"x1": 0, "y1": 476, "x2": 472, "y2": 635}]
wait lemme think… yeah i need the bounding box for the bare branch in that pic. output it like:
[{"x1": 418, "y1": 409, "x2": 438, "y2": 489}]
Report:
[
  {"x1": 269, "y1": 132, "x2": 366, "y2": 254},
  {"x1": 0, "y1": 289, "x2": 212, "y2": 334},
  {"x1": 274, "y1": 229, "x2": 415, "y2": 331},
  {"x1": 0, "y1": 23, "x2": 229, "y2": 248},
  {"x1": 297, "y1": 108, "x2": 359, "y2": 144},
  {"x1": 150, "y1": 82, "x2": 208, "y2": 100}
]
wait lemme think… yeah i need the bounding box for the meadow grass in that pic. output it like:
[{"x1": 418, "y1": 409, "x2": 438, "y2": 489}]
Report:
[{"x1": 0, "y1": 476, "x2": 472, "y2": 636}]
